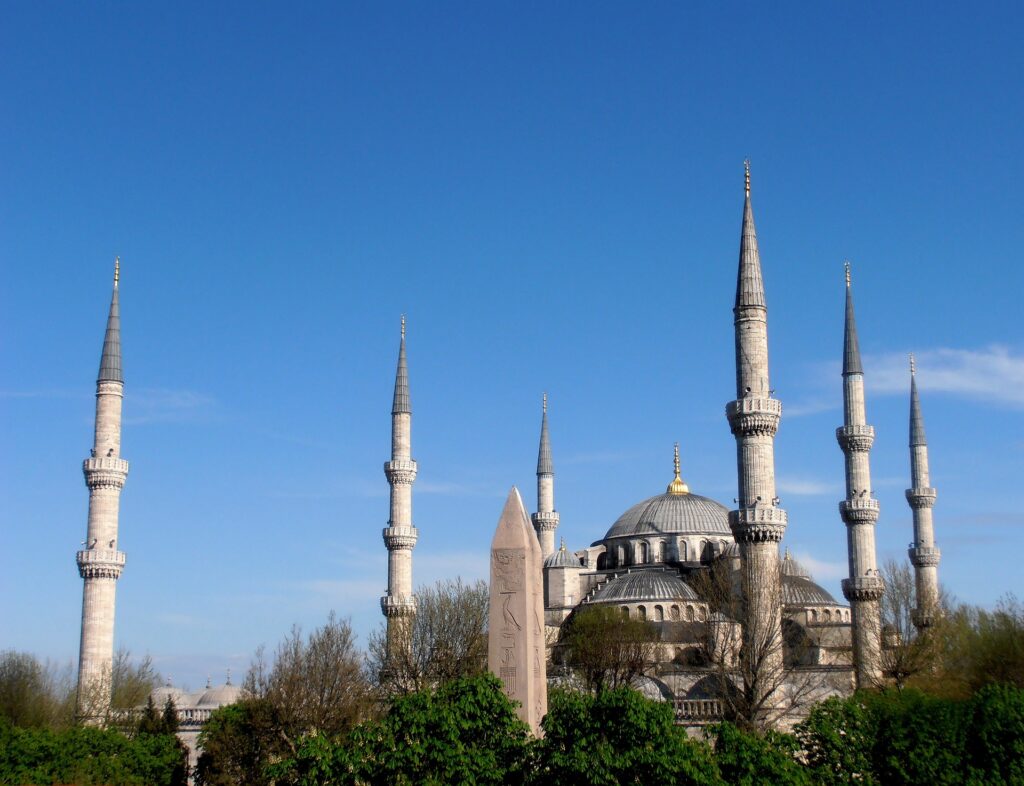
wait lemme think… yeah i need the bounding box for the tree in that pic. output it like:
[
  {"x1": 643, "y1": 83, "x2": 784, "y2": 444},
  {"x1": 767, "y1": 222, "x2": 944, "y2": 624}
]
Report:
[
  {"x1": 878, "y1": 559, "x2": 942, "y2": 689},
  {"x1": 196, "y1": 699, "x2": 289, "y2": 786},
  {"x1": 707, "y1": 722, "x2": 810, "y2": 786},
  {"x1": 555, "y1": 605, "x2": 659, "y2": 693},
  {"x1": 244, "y1": 611, "x2": 372, "y2": 746},
  {"x1": 533, "y1": 686, "x2": 722, "y2": 786},
  {"x1": 366, "y1": 577, "x2": 489, "y2": 695},
  {"x1": 0, "y1": 650, "x2": 75, "y2": 729}
]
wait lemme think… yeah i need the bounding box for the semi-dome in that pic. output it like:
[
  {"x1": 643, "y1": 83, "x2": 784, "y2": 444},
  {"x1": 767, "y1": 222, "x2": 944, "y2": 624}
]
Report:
[
  {"x1": 589, "y1": 569, "x2": 699, "y2": 604},
  {"x1": 602, "y1": 492, "x2": 731, "y2": 541},
  {"x1": 782, "y1": 574, "x2": 840, "y2": 606}
]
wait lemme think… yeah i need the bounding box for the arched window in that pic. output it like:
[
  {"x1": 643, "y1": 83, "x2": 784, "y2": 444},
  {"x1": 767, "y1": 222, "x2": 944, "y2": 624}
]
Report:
[
  {"x1": 824, "y1": 610, "x2": 832, "y2": 622},
  {"x1": 617, "y1": 546, "x2": 625, "y2": 567},
  {"x1": 809, "y1": 609, "x2": 817, "y2": 623},
  {"x1": 638, "y1": 605, "x2": 647, "y2": 621},
  {"x1": 686, "y1": 605, "x2": 695, "y2": 622},
  {"x1": 670, "y1": 605, "x2": 681, "y2": 621},
  {"x1": 679, "y1": 540, "x2": 688, "y2": 562},
  {"x1": 697, "y1": 606, "x2": 706, "y2": 622},
  {"x1": 654, "y1": 605, "x2": 664, "y2": 621},
  {"x1": 621, "y1": 606, "x2": 629, "y2": 618},
  {"x1": 657, "y1": 540, "x2": 666, "y2": 562},
  {"x1": 597, "y1": 552, "x2": 608, "y2": 570},
  {"x1": 637, "y1": 542, "x2": 648, "y2": 564}
]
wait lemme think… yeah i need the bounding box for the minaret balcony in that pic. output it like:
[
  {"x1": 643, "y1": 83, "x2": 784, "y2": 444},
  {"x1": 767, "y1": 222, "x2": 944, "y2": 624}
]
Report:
[
  {"x1": 911, "y1": 607, "x2": 938, "y2": 630},
  {"x1": 82, "y1": 457, "x2": 129, "y2": 490},
  {"x1": 836, "y1": 425, "x2": 875, "y2": 452},
  {"x1": 532, "y1": 511, "x2": 559, "y2": 532},
  {"x1": 908, "y1": 545, "x2": 941, "y2": 568},
  {"x1": 384, "y1": 459, "x2": 418, "y2": 485},
  {"x1": 76, "y1": 549, "x2": 126, "y2": 580},
  {"x1": 382, "y1": 526, "x2": 419, "y2": 550},
  {"x1": 841, "y1": 575, "x2": 884, "y2": 602},
  {"x1": 728, "y1": 507, "x2": 787, "y2": 543},
  {"x1": 839, "y1": 497, "x2": 880, "y2": 524},
  {"x1": 726, "y1": 398, "x2": 782, "y2": 437},
  {"x1": 905, "y1": 487, "x2": 937, "y2": 508},
  {"x1": 380, "y1": 594, "x2": 417, "y2": 617}
]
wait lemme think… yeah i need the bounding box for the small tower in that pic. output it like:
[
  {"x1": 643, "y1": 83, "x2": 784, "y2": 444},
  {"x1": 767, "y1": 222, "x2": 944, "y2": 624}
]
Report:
[
  {"x1": 76, "y1": 258, "x2": 130, "y2": 722},
  {"x1": 906, "y1": 355, "x2": 941, "y2": 630},
  {"x1": 381, "y1": 316, "x2": 418, "y2": 639},
  {"x1": 725, "y1": 162, "x2": 788, "y2": 711},
  {"x1": 532, "y1": 393, "x2": 559, "y2": 559},
  {"x1": 836, "y1": 263, "x2": 884, "y2": 688}
]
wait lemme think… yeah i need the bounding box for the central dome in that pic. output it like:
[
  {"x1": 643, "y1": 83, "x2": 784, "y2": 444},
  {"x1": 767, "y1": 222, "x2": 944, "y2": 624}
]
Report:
[{"x1": 602, "y1": 491, "x2": 731, "y2": 541}]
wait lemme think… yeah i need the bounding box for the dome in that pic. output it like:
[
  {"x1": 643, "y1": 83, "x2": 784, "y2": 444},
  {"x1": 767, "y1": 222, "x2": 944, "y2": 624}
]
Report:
[
  {"x1": 602, "y1": 492, "x2": 731, "y2": 541},
  {"x1": 590, "y1": 569, "x2": 699, "y2": 604},
  {"x1": 196, "y1": 682, "x2": 243, "y2": 708},
  {"x1": 147, "y1": 684, "x2": 188, "y2": 708},
  {"x1": 780, "y1": 549, "x2": 810, "y2": 578},
  {"x1": 782, "y1": 574, "x2": 840, "y2": 606},
  {"x1": 544, "y1": 541, "x2": 582, "y2": 569}
]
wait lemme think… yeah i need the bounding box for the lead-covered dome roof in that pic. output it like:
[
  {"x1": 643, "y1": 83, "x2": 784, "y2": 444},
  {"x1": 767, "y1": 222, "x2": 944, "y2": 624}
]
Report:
[
  {"x1": 782, "y1": 574, "x2": 839, "y2": 606},
  {"x1": 589, "y1": 569, "x2": 700, "y2": 604},
  {"x1": 602, "y1": 492, "x2": 731, "y2": 541}
]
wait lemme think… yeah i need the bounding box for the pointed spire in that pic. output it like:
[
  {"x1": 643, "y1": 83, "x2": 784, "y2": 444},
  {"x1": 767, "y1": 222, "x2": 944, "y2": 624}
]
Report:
[
  {"x1": 392, "y1": 315, "x2": 410, "y2": 415},
  {"x1": 667, "y1": 442, "x2": 690, "y2": 495},
  {"x1": 97, "y1": 257, "x2": 123, "y2": 383},
  {"x1": 842, "y1": 261, "x2": 863, "y2": 375},
  {"x1": 910, "y1": 354, "x2": 927, "y2": 446},
  {"x1": 537, "y1": 393, "x2": 553, "y2": 475},
  {"x1": 735, "y1": 160, "x2": 766, "y2": 310}
]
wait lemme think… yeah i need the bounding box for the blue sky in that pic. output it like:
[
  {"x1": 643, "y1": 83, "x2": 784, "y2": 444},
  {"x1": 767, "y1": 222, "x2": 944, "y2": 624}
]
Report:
[{"x1": 2, "y1": 2, "x2": 1022, "y2": 690}]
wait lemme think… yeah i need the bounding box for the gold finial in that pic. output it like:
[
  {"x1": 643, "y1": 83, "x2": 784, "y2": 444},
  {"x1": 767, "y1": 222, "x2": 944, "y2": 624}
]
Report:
[
  {"x1": 909, "y1": 352, "x2": 916, "y2": 375},
  {"x1": 744, "y1": 159, "x2": 751, "y2": 196},
  {"x1": 844, "y1": 260, "x2": 851, "y2": 288},
  {"x1": 667, "y1": 442, "x2": 690, "y2": 495},
  {"x1": 113, "y1": 256, "x2": 120, "y2": 287},
  {"x1": 785, "y1": 546, "x2": 791, "y2": 560},
  {"x1": 559, "y1": 537, "x2": 566, "y2": 551},
  {"x1": 542, "y1": 392, "x2": 547, "y2": 414},
  {"x1": 400, "y1": 314, "x2": 406, "y2": 339}
]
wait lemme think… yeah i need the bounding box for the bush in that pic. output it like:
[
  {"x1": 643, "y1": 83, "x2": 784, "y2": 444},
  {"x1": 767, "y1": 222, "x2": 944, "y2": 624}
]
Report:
[{"x1": 708, "y1": 721, "x2": 810, "y2": 786}]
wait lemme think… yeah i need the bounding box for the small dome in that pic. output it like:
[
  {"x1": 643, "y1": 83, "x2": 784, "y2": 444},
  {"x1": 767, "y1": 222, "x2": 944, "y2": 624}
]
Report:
[
  {"x1": 147, "y1": 684, "x2": 188, "y2": 708},
  {"x1": 544, "y1": 540, "x2": 582, "y2": 569},
  {"x1": 196, "y1": 682, "x2": 243, "y2": 708},
  {"x1": 603, "y1": 493, "x2": 731, "y2": 541},
  {"x1": 718, "y1": 542, "x2": 741, "y2": 560},
  {"x1": 590, "y1": 569, "x2": 699, "y2": 604},
  {"x1": 782, "y1": 574, "x2": 840, "y2": 606},
  {"x1": 780, "y1": 549, "x2": 811, "y2": 578}
]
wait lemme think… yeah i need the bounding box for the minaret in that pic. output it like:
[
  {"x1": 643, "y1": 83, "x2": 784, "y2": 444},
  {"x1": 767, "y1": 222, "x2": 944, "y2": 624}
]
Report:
[
  {"x1": 381, "y1": 316, "x2": 418, "y2": 638},
  {"x1": 725, "y1": 162, "x2": 788, "y2": 707},
  {"x1": 532, "y1": 393, "x2": 559, "y2": 559},
  {"x1": 906, "y1": 355, "x2": 941, "y2": 630},
  {"x1": 837, "y1": 263, "x2": 884, "y2": 688},
  {"x1": 76, "y1": 258, "x2": 130, "y2": 722}
]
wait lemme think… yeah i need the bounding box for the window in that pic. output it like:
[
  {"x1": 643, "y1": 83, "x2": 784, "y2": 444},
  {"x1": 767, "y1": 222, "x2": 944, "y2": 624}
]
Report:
[
  {"x1": 670, "y1": 605, "x2": 681, "y2": 621},
  {"x1": 654, "y1": 605, "x2": 664, "y2": 621},
  {"x1": 638, "y1": 605, "x2": 647, "y2": 621}
]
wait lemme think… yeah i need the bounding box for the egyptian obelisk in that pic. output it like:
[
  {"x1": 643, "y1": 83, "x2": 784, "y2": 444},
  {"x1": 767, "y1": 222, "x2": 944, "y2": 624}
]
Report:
[{"x1": 489, "y1": 487, "x2": 547, "y2": 735}]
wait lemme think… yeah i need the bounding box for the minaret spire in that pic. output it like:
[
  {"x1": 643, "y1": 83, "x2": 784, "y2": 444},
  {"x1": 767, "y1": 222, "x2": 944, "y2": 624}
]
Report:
[
  {"x1": 382, "y1": 316, "x2": 418, "y2": 645},
  {"x1": 906, "y1": 356, "x2": 941, "y2": 630},
  {"x1": 726, "y1": 162, "x2": 788, "y2": 718},
  {"x1": 532, "y1": 393, "x2": 559, "y2": 558},
  {"x1": 76, "y1": 259, "x2": 130, "y2": 722},
  {"x1": 836, "y1": 263, "x2": 884, "y2": 688}
]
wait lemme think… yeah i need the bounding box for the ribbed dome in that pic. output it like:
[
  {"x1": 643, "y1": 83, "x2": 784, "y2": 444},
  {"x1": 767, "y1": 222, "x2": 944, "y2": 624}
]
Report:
[
  {"x1": 782, "y1": 574, "x2": 839, "y2": 606},
  {"x1": 590, "y1": 569, "x2": 699, "y2": 604},
  {"x1": 544, "y1": 541, "x2": 582, "y2": 569},
  {"x1": 147, "y1": 684, "x2": 188, "y2": 708},
  {"x1": 603, "y1": 492, "x2": 731, "y2": 541},
  {"x1": 780, "y1": 551, "x2": 810, "y2": 578},
  {"x1": 196, "y1": 682, "x2": 243, "y2": 708}
]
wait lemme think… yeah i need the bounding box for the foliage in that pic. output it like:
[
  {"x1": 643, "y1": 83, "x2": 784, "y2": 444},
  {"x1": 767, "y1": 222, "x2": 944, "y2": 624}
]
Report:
[
  {"x1": 707, "y1": 722, "x2": 810, "y2": 786},
  {"x1": 962, "y1": 683, "x2": 1024, "y2": 785},
  {"x1": 556, "y1": 606, "x2": 659, "y2": 694},
  {"x1": 0, "y1": 716, "x2": 185, "y2": 786},
  {"x1": 795, "y1": 695, "x2": 878, "y2": 786},
  {"x1": 366, "y1": 578, "x2": 489, "y2": 696},
  {"x1": 533, "y1": 687, "x2": 721, "y2": 786},
  {"x1": 195, "y1": 699, "x2": 291, "y2": 786},
  {"x1": 273, "y1": 674, "x2": 531, "y2": 786},
  {"x1": 0, "y1": 650, "x2": 75, "y2": 729},
  {"x1": 137, "y1": 695, "x2": 180, "y2": 737},
  {"x1": 879, "y1": 559, "x2": 944, "y2": 689}
]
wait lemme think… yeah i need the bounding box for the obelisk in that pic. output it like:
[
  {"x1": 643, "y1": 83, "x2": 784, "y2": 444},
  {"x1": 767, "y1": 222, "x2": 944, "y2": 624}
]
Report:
[{"x1": 489, "y1": 487, "x2": 547, "y2": 735}]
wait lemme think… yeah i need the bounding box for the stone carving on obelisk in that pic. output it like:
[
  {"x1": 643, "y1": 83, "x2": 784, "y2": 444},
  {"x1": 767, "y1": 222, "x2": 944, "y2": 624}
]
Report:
[{"x1": 489, "y1": 487, "x2": 547, "y2": 735}]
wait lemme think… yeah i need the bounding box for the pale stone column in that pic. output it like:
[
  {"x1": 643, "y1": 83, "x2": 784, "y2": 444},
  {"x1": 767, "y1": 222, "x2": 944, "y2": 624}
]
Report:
[
  {"x1": 76, "y1": 261, "x2": 129, "y2": 723},
  {"x1": 837, "y1": 266, "x2": 884, "y2": 688},
  {"x1": 727, "y1": 164, "x2": 787, "y2": 715},
  {"x1": 490, "y1": 488, "x2": 547, "y2": 735},
  {"x1": 532, "y1": 394, "x2": 558, "y2": 559},
  {"x1": 907, "y1": 358, "x2": 941, "y2": 630},
  {"x1": 382, "y1": 318, "x2": 418, "y2": 644}
]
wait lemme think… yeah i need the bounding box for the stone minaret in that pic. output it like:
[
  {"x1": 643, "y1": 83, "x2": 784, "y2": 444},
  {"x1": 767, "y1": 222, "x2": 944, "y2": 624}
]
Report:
[
  {"x1": 726, "y1": 163, "x2": 787, "y2": 705},
  {"x1": 381, "y1": 316, "x2": 418, "y2": 637},
  {"x1": 532, "y1": 393, "x2": 558, "y2": 559},
  {"x1": 76, "y1": 258, "x2": 130, "y2": 722},
  {"x1": 837, "y1": 263, "x2": 884, "y2": 688},
  {"x1": 907, "y1": 355, "x2": 941, "y2": 630}
]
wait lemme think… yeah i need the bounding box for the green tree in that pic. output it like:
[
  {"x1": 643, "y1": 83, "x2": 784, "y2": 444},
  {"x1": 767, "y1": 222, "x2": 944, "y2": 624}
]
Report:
[
  {"x1": 796, "y1": 695, "x2": 878, "y2": 786},
  {"x1": 962, "y1": 683, "x2": 1024, "y2": 785},
  {"x1": 556, "y1": 606, "x2": 659, "y2": 693},
  {"x1": 533, "y1": 686, "x2": 722, "y2": 786},
  {"x1": 707, "y1": 722, "x2": 810, "y2": 786},
  {"x1": 0, "y1": 650, "x2": 75, "y2": 729}
]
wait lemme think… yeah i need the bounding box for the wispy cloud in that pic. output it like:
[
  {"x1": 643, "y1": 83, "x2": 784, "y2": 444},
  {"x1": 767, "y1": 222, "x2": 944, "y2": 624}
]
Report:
[
  {"x1": 777, "y1": 477, "x2": 840, "y2": 497},
  {"x1": 784, "y1": 398, "x2": 837, "y2": 418},
  {"x1": 0, "y1": 388, "x2": 86, "y2": 400},
  {"x1": 562, "y1": 450, "x2": 636, "y2": 466},
  {"x1": 417, "y1": 480, "x2": 505, "y2": 497},
  {"x1": 125, "y1": 388, "x2": 217, "y2": 425},
  {"x1": 791, "y1": 550, "x2": 846, "y2": 581}
]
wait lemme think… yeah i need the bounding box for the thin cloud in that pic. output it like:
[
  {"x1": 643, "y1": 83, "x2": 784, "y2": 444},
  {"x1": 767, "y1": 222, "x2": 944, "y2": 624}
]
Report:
[
  {"x1": 777, "y1": 477, "x2": 840, "y2": 497},
  {"x1": 124, "y1": 388, "x2": 217, "y2": 425},
  {"x1": 791, "y1": 550, "x2": 846, "y2": 582},
  {"x1": 416, "y1": 480, "x2": 505, "y2": 497},
  {"x1": 784, "y1": 398, "x2": 838, "y2": 418}
]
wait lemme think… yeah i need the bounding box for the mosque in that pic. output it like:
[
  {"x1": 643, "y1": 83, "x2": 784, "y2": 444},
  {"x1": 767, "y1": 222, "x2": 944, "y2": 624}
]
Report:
[{"x1": 72, "y1": 166, "x2": 943, "y2": 734}]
